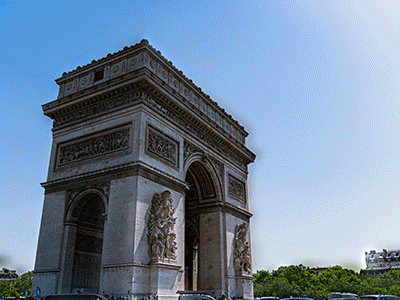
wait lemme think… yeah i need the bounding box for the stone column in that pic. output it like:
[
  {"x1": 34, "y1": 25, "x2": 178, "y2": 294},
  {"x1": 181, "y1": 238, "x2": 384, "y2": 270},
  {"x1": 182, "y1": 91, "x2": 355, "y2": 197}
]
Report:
[
  {"x1": 198, "y1": 212, "x2": 225, "y2": 296},
  {"x1": 58, "y1": 223, "x2": 77, "y2": 293}
]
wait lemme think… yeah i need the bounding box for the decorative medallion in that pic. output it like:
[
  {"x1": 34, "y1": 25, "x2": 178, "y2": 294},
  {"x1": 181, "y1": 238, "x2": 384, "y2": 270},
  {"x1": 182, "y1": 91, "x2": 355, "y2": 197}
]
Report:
[{"x1": 129, "y1": 58, "x2": 136, "y2": 66}]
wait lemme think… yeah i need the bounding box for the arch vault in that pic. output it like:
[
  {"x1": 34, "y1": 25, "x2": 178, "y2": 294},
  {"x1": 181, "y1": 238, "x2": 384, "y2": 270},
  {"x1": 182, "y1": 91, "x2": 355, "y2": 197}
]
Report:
[{"x1": 33, "y1": 40, "x2": 256, "y2": 300}]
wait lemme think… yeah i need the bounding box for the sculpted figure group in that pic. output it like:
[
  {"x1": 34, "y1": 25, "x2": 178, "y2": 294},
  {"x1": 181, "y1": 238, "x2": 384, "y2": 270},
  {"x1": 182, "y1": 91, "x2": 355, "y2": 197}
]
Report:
[
  {"x1": 233, "y1": 223, "x2": 251, "y2": 274},
  {"x1": 147, "y1": 190, "x2": 177, "y2": 261}
]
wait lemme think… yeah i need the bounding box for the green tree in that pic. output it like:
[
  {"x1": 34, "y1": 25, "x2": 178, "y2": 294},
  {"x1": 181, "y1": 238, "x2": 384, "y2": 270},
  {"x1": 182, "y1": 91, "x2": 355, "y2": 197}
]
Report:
[{"x1": 0, "y1": 271, "x2": 33, "y2": 298}]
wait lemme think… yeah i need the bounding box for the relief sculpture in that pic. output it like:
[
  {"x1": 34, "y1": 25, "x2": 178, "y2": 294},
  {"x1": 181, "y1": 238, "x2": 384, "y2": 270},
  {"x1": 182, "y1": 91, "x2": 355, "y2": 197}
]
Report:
[
  {"x1": 233, "y1": 223, "x2": 251, "y2": 274},
  {"x1": 147, "y1": 191, "x2": 177, "y2": 262},
  {"x1": 228, "y1": 175, "x2": 246, "y2": 203},
  {"x1": 57, "y1": 127, "x2": 130, "y2": 167},
  {"x1": 147, "y1": 126, "x2": 179, "y2": 168}
]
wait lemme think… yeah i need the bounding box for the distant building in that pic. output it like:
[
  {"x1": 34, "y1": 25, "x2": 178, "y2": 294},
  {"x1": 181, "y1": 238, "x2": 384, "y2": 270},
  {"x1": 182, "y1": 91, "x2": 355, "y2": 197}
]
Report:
[
  {"x1": 0, "y1": 268, "x2": 18, "y2": 285},
  {"x1": 364, "y1": 249, "x2": 400, "y2": 275}
]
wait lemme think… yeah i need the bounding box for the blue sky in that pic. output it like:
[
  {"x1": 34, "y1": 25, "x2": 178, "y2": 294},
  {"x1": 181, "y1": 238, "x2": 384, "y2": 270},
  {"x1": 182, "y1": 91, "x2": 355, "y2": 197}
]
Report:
[{"x1": 1, "y1": 1, "x2": 400, "y2": 275}]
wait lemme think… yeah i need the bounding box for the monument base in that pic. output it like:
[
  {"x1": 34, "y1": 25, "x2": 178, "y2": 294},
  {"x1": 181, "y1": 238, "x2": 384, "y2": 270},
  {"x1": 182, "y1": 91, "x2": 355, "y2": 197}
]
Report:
[
  {"x1": 147, "y1": 261, "x2": 183, "y2": 300},
  {"x1": 234, "y1": 273, "x2": 254, "y2": 299}
]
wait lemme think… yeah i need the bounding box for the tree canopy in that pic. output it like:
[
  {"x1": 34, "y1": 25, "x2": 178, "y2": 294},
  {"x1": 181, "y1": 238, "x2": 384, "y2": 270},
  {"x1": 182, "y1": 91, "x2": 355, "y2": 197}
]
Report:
[
  {"x1": 254, "y1": 266, "x2": 400, "y2": 300},
  {"x1": 0, "y1": 271, "x2": 32, "y2": 298}
]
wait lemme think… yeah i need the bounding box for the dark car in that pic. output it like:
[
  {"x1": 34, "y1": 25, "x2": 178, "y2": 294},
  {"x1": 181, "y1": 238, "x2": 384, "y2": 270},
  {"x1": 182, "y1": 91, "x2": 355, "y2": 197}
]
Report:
[
  {"x1": 282, "y1": 298, "x2": 313, "y2": 300},
  {"x1": 361, "y1": 295, "x2": 400, "y2": 300},
  {"x1": 328, "y1": 293, "x2": 359, "y2": 300},
  {"x1": 177, "y1": 291, "x2": 216, "y2": 300}
]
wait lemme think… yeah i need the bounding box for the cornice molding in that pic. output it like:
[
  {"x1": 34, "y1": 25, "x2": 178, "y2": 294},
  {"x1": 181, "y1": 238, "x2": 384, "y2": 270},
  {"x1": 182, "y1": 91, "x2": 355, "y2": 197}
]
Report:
[
  {"x1": 45, "y1": 77, "x2": 255, "y2": 169},
  {"x1": 42, "y1": 161, "x2": 188, "y2": 194},
  {"x1": 45, "y1": 40, "x2": 251, "y2": 147},
  {"x1": 141, "y1": 89, "x2": 254, "y2": 170},
  {"x1": 195, "y1": 201, "x2": 252, "y2": 222}
]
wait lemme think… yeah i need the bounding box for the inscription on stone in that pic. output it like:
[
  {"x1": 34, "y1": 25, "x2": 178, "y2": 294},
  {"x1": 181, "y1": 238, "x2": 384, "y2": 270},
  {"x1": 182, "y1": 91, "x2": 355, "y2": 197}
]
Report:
[
  {"x1": 146, "y1": 125, "x2": 179, "y2": 168},
  {"x1": 56, "y1": 125, "x2": 131, "y2": 167}
]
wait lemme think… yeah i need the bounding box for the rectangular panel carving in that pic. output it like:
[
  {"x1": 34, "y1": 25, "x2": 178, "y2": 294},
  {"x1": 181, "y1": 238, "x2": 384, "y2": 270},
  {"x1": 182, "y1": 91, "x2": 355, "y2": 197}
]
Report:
[
  {"x1": 146, "y1": 125, "x2": 179, "y2": 168},
  {"x1": 56, "y1": 124, "x2": 131, "y2": 168},
  {"x1": 228, "y1": 175, "x2": 246, "y2": 203}
]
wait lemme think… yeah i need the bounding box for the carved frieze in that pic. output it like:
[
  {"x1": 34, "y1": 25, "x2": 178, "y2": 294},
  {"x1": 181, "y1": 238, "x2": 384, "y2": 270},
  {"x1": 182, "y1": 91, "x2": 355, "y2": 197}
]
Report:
[
  {"x1": 56, "y1": 125, "x2": 131, "y2": 168},
  {"x1": 54, "y1": 41, "x2": 246, "y2": 145},
  {"x1": 233, "y1": 223, "x2": 251, "y2": 274},
  {"x1": 143, "y1": 94, "x2": 247, "y2": 170},
  {"x1": 53, "y1": 89, "x2": 143, "y2": 128},
  {"x1": 228, "y1": 175, "x2": 246, "y2": 203},
  {"x1": 146, "y1": 125, "x2": 179, "y2": 168},
  {"x1": 147, "y1": 191, "x2": 177, "y2": 262}
]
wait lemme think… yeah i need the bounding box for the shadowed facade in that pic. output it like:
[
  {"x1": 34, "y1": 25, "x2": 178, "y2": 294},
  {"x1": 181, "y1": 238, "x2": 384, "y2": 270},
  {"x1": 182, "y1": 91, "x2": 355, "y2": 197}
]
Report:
[{"x1": 33, "y1": 40, "x2": 255, "y2": 300}]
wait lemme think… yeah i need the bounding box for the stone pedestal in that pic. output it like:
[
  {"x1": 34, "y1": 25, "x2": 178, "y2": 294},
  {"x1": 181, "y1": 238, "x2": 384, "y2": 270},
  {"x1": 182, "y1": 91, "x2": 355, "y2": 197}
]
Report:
[
  {"x1": 149, "y1": 262, "x2": 182, "y2": 300},
  {"x1": 235, "y1": 273, "x2": 254, "y2": 299},
  {"x1": 33, "y1": 40, "x2": 255, "y2": 299}
]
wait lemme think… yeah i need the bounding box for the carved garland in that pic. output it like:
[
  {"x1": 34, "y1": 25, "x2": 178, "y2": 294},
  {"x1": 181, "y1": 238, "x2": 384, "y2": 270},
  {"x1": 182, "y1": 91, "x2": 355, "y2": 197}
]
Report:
[
  {"x1": 147, "y1": 191, "x2": 177, "y2": 262},
  {"x1": 233, "y1": 223, "x2": 251, "y2": 274}
]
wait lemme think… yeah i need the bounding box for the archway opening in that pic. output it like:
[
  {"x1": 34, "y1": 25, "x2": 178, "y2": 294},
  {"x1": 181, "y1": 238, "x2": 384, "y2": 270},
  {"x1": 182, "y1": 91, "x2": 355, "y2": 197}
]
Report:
[
  {"x1": 70, "y1": 193, "x2": 105, "y2": 293},
  {"x1": 184, "y1": 161, "x2": 217, "y2": 291}
]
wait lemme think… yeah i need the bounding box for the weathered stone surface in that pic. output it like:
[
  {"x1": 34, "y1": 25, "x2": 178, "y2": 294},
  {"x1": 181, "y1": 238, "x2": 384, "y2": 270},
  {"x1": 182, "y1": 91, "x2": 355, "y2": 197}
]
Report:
[{"x1": 33, "y1": 40, "x2": 255, "y2": 300}]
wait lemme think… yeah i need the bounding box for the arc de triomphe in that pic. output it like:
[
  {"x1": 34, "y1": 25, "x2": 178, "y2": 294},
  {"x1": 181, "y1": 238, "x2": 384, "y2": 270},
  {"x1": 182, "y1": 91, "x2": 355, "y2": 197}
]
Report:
[{"x1": 33, "y1": 40, "x2": 256, "y2": 300}]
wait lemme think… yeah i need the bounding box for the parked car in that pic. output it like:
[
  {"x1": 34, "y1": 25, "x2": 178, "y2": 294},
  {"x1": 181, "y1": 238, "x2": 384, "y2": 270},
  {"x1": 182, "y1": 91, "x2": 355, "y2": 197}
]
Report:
[
  {"x1": 258, "y1": 297, "x2": 280, "y2": 300},
  {"x1": 328, "y1": 293, "x2": 359, "y2": 300},
  {"x1": 361, "y1": 295, "x2": 400, "y2": 300},
  {"x1": 179, "y1": 295, "x2": 216, "y2": 300},
  {"x1": 177, "y1": 291, "x2": 216, "y2": 300},
  {"x1": 282, "y1": 298, "x2": 313, "y2": 300}
]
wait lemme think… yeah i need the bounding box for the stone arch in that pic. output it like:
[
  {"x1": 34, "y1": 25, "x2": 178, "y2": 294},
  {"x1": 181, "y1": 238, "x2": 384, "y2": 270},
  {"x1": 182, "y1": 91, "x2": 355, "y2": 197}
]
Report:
[
  {"x1": 183, "y1": 153, "x2": 223, "y2": 202},
  {"x1": 63, "y1": 189, "x2": 107, "y2": 294},
  {"x1": 65, "y1": 189, "x2": 108, "y2": 222},
  {"x1": 184, "y1": 158, "x2": 221, "y2": 291},
  {"x1": 34, "y1": 41, "x2": 256, "y2": 299}
]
